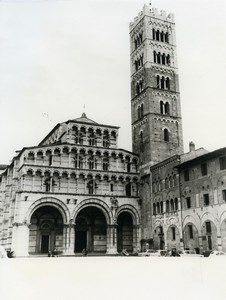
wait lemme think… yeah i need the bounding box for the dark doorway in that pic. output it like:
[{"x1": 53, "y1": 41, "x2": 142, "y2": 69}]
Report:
[
  {"x1": 75, "y1": 207, "x2": 107, "y2": 253},
  {"x1": 117, "y1": 212, "x2": 133, "y2": 253},
  {"x1": 29, "y1": 205, "x2": 64, "y2": 254},
  {"x1": 41, "y1": 235, "x2": 49, "y2": 253},
  {"x1": 75, "y1": 231, "x2": 87, "y2": 252},
  {"x1": 207, "y1": 236, "x2": 212, "y2": 250}
]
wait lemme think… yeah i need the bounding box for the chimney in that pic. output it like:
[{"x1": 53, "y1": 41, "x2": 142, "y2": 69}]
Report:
[{"x1": 189, "y1": 141, "x2": 195, "y2": 152}]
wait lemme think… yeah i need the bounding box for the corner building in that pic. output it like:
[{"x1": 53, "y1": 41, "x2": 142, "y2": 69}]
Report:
[{"x1": 0, "y1": 114, "x2": 141, "y2": 256}]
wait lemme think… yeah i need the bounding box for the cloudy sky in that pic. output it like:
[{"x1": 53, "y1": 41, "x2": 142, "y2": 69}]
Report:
[{"x1": 0, "y1": 0, "x2": 225, "y2": 164}]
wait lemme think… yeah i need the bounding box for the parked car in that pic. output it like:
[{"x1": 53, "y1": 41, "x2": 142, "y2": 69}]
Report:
[
  {"x1": 0, "y1": 245, "x2": 8, "y2": 258},
  {"x1": 209, "y1": 250, "x2": 225, "y2": 256},
  {"x1": 138, "y1": 249, "x2": 161, "y2": 257},
  {"x1": 178, "y1": 250, "x2": 203, "y2": 257},
  {"x1": 158, "y1": 250, "x2": 170, "y2": 257}
]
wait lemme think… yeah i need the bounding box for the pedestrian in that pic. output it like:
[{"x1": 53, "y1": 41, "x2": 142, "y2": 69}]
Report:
[
  {"x1": 82, "y1": 248, "x2": 87, "y2": 256},
  {"x1": 52, "y1": 248, "x2": 58, "y2": 257}
]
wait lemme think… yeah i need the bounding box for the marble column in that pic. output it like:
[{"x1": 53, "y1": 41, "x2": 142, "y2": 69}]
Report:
[{"x1": 12, "y1": 222, "x2": 30, "y2": 257}]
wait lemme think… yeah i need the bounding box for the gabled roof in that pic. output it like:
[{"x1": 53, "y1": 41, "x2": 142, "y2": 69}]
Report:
[
  {"x1": 176, "y1": 146, "x2": 226, "y2": 169},
  {"x1": 71, "y1": 113, "x2": 98, "y2": 124},
  {"x1": 67, "y1": 112, "x2": 119, "y2": 129}
]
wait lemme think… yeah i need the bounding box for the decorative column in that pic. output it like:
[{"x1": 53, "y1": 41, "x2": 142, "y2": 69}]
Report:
[
  {"x1": 133, "y1": 224, "x2": 141, "y2": 252},
  {"x1": 216, "y1": 222, "x2": 222, "y2": 251},
  {"x1": 198, "y1": 234, "x2": 204, "y2": 254},
  {"x1": 106, "y1": 197, "x2": 118, "y2": 254},
  {"x1": 63, "y1": 220, "x2": 75, "y2": 255}
]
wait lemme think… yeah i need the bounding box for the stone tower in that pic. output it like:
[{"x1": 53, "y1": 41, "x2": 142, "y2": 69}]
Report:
[{"x1": 130, "y1": 4, "x2": 183, "y2": 170}]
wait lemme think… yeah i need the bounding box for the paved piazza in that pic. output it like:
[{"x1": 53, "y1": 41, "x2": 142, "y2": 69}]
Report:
[{"x1": 0, "y1": 257, "x2": 226, "y2": 300}]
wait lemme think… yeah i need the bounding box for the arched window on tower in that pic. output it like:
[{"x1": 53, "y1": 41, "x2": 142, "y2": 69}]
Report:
[
  {"x1": 136, "y1": 82, "x2": 139, "y2": 94},
  {"x1": 137, "y1": 106, "x2": 141, "y2": 119},
  {"x1": 160, "y1": 101, "x2": 164, "y2": 114},
  {"x1": 165, "y1": 102, "x2": 170, "y2": 115},
  {"x1": 166, "y1": 200, "x2": 170, "y2": 212},
  {"x1": 153, "y1": 51, "x2": 157, "y2": 63},
  {"x1": 140, "y1": 131, "x2": 143, "y2": 144},
  {"x1": 162, "y1": 53, "x2": 166, "y2": 65},
  {"x1": 156, "y1": 30, "x2": 160, "y2": 41},
  {"x1": 160, "y1": 31, "x2": 164, "y2": 42},
  {"x1": 170, "y1": 199, "x2": 174, "y2": 211},
  {"x1": 167, "y1": 54, "x2": 171, "y2": 65},
  {"x1": 161, "y1": 76, "x2": 165, "y2": 89},
  {"x1": 152, "y1": 28, "x2": 156, "y2": 40},
  {"x1": 153, "y1": 203, "x2": 156, "y2": 215},
  {"x1": 175, "y1": 198, "x2": 178, "y2": 211},
  {"x1": 157, "y1": 75, "x2": 160, "y2": 88},
  {"x1": 165, "y1": 32, "x2": 169, "y2": 43},
  {"x1": 164, "y1": 129, "x2": 170, "y2": 142},
  {"x1": 157, "y1": 52, "x2": 161, "y2": 64},
  {"x1": 166, "y1": 77, "x2": 170, "y2": 90},
  {"x1": 156, "y1": 202, "x2": 160, "y2": 214},
  {"x1": 140, "y1": 103, "x2": 144, "y2": 118}
]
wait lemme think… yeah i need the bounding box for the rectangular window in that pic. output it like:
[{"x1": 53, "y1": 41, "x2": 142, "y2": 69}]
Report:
[
  {"x1": 206, "y1": 221, "x2": 211, "y2": 233},
  {"x1": 186, "y1": 197, "x2": 191, "y2": 209},
  {"x1": 204, "y1": 194, "x2": 210, "y2": 206},
  {"x1": 219, "y1": 156, "x2": 226, "y2": 170},
  {"x1": 188, "y1": 225, "x2": 193, "y2": 239},
  {"x1": 184, "y1": 169, "x2": 189, "y2": 181},
  {"x1": 172, "y1": 227, "x2": 176, "y2": 240},
  {"x1": 110, "y1": 184, "x2": 114, "y2": 192},
  {"x1": 222, "y1": 190, "x2": 226, "y2": 202},
  {"x1": 201, "y1": 163, "x2": 207, "y2": 176}
]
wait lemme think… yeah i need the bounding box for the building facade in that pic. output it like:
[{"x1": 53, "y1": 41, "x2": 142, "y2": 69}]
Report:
[
  {"x1": 1, "y1": 4, "x2": 226, "y2": 256},
  {"x1": 0, "y1": 114, "x2": 141, "y2": 256}
]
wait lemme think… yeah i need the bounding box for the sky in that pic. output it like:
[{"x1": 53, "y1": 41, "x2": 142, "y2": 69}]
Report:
[{"x1": 0, "y1": 0, "x2": 225, "y2": 164}]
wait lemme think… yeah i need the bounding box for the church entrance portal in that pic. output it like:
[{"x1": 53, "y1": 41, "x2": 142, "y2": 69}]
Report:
[
  {"x1": 117, "y1": 212, "x2": 133, "y2": 253},
  {"x1": 75, "y1": 206, "x2": 107, "y2": 253},
  {"x1": 41, "y1": 235, "x2": 50, "y2": 253},
  {"x1": 29, "y1": 205, "x2": 64, "y2": 254}
]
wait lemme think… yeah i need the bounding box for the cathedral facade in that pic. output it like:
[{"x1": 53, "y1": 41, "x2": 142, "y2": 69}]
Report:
[
  {"x1": 0, "y1": 114, "x2": 140, "y2": 256},
  {"x1": 1, "y1": 4, "x2": 226, "y2": 256}
]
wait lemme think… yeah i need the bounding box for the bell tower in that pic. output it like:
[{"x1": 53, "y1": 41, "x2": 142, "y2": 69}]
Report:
[{"x1": 130, "y1": 4, "x2": 183, "y2": 169}]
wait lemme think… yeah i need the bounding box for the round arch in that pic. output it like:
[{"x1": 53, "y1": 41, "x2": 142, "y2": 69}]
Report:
[
  {"x1": 26, "y1": 197, "x2": 70, "y2": 224},
  {"x1": 182, "y1": 215, "x2": 200, "y2": 232},
  {"x1": 72, "y1": 198, "x2": 111, "y2": 224},
  {"x1": 116, "y1": 204, "x2": 140, "y2": 225}
]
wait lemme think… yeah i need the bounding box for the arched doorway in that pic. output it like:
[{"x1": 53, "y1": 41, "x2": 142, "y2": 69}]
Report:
[
  {"x1": 29, "y1": 205, "x2": 64, "y2": 254},
  {"x1": 153, "y1": 226, "x2": 165, "y2": 250},
  {"x1": 201, "y1": 220, "x2": 217, "y2": 251},
  {"x1": 166, "y1": 225, "x2": 180, "y2": 250},
  {"x1": 183, "y1": 223, "x2": 200, "y2": 253},
  {"x1": 117, "y1": 212, "x2": 133, "y2": 253},
  {"x1": 75, "y1": 206, "x2": 107, "y2": 253}
]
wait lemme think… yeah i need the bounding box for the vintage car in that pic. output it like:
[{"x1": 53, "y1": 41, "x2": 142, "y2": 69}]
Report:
[
  {"x1": 138, "y1": 249, "x2": 160, "y2": 257},
  {"x1": 209, "y1": 250, "x2": 225, "y2": 256},
  {"x1": 178, "y1": 250, "x2": 203, "y2": 257}
]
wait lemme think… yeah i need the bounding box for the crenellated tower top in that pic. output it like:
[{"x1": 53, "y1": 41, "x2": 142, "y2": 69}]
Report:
[{"x1": 129, "y1": 4, "x2": 174, "y2": 32}]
